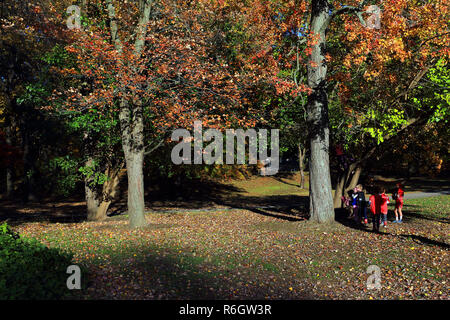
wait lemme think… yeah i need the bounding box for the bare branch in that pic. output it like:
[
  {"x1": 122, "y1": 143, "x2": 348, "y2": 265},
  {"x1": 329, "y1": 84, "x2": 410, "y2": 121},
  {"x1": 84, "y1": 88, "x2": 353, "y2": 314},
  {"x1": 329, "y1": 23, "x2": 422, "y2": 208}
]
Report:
[{"x1": 144, "y1": 138, "x2": 165, "y2": 155}]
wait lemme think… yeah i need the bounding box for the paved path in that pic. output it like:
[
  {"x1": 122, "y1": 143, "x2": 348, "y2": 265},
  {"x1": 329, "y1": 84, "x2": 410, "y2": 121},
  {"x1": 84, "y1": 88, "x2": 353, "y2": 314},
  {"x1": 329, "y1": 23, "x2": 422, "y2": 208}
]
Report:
[{"x1": 403, "y1": 190, "x2": 450, "y2": 200}]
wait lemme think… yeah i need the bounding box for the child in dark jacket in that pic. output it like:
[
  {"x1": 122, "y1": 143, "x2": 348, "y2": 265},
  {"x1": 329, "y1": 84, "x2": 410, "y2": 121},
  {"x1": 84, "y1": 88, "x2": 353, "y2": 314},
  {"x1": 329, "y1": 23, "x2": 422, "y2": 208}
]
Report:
[
  {"x1": 351, "y1": 187, "x2": 359, "y2": 221},
  {"x1": 355, "y1": 184, "x2": 368, "y2": 224}
]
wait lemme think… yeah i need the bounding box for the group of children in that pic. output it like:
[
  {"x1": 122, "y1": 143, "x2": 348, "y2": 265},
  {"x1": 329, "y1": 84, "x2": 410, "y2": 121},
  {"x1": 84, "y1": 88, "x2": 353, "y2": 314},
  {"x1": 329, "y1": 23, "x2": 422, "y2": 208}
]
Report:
[{"x1": 345, "y1": 183, "x2": 405, "y2": 232}]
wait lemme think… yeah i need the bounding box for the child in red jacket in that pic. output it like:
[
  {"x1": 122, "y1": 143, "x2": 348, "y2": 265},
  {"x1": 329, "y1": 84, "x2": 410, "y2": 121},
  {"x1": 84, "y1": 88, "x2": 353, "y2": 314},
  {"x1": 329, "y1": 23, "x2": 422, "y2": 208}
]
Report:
[
  {"x1": 369, "y1": 190, "x2": 381, "y2": 232},
  {"x1": 393, "y1": 183, "x2": 405, "y2": 223},
  {"x1": 380, "y1": 188, "x2": 390, "y2": 228}
]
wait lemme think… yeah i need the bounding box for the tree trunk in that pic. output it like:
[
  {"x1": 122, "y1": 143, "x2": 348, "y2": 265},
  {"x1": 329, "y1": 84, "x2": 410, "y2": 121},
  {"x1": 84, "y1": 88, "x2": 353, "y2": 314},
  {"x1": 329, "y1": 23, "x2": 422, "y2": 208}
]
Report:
[
  {"x1": 85, "y1": 159, "x2": 125, "y2": 221},
  {"x1": 333, "y1": 171, "x2": 346, "y2": 208},
  {"x1": 120, "y1": 101, "x2": 147, "y2": 228},
  {"x1": 347, "y1": 165, "x2": 362, "y2": 191},
  {"x1": 97, "y1": 165, "x2": 126, "y2": 220},
  {"x1": 21, "y1": 121, "x2": 37, "y2": 202},
  {"x1": 5, "y1": 123, "x2": 14, "y2": 198},
  {"x1": 306, "y1": 0, "x2": 334, "y2": 223},
  {"x1": 298, "y1": 143, "x2": 306, "y2": 189},
  {"x1": 106, "y1": 0, "x2": 152, "y2": 228},
  {"x1": 332, "y1": 162, "x2": 363, "y2": 208},
  {"x1": 85, "y1": 182, "x2": 102, "y2": 220},
  {"x1": 84, "y1": 158, "x2": 101, "y2": 221}
]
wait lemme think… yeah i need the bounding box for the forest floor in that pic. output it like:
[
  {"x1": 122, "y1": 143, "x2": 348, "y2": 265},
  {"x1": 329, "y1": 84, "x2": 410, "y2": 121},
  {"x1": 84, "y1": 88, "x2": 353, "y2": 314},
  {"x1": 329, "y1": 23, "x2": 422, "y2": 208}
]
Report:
[{"x1": 1, "y1": 174, "x2": 448, "y2": 299}]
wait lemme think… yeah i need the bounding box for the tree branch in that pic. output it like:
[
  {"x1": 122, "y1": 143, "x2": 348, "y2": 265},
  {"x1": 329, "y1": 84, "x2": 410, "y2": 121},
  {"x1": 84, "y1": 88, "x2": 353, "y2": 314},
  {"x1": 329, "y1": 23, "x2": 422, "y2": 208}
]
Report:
[
  {"x1": 144, "y1": 138, "x2": 165, "y2": 156},
  {"x1": 329, "y1": 0, "x2": 370, "y2": 27},
  {"x1": 105, "y1": 0, "x2": 123, "y2": 52}
]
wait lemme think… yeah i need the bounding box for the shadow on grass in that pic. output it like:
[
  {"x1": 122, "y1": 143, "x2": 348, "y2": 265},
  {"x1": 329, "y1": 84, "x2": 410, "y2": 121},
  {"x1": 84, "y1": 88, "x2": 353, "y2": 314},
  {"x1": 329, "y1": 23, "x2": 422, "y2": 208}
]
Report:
[
  {"x1": 0, "y1": 199, "x2": 87, "y2": 227},
  {"x1": 85, "y1": 243, "x2": 316, "y2": 300},
  {"x1": 272, "y1": 172, "x2": 305, "y2": 189},
  {"x1": 335, "y1": 209, "x2": 450, "y2": 250},
  {"x1": 217, "y1": 194, "x2": 310, "y2": 222},
  {"x1": 402, "y1": 211, "x2": 449, "y2": 224},
  {"x1": 1, "y1": 177, "x2": 310, "y2": 225},
  {"x1": 400, "y1": 205, "x2": 449, "y2": 224}
]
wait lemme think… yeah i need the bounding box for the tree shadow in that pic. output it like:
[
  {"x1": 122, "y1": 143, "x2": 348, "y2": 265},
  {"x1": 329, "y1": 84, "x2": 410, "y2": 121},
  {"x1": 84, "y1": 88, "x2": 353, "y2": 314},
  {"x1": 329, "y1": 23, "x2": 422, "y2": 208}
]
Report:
[
  {"x1": 84, "y1": 242, "x2": 316, "y2": 300},
  {"x1": 0, "y1": 199, "x2": 87, "y2": 227},
  {"x1": 366, "y1": 175, "x2": 450, "y2": 194},
  {"x1": 1, "y1": 176, "x2": 310, "y2": 225},
  {"x1": 212, "y1": 192, "x2": 310, "y2": 222},
  {"x1": 274, "y1": 176, "x2": 302, "y2": 188},
  {"x1": 397, "y1": 234, "x2": 450, "y2": 249},
  {"x1": 400, "y1": 209, "x2": 449, "y2": 224}
]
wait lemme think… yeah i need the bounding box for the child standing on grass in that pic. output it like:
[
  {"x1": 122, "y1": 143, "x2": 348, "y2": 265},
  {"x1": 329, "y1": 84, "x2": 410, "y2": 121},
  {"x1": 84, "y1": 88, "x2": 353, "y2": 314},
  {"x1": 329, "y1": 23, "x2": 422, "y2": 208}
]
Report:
[
  {"x1": 380, "y1": 187, "x2": 390, "y2": 228},
  {"x1": 369, "y1": 188, "x2": 381, "y2": 232},
  {"x1": 351, "y1": 187, "x2": 359, "y2": 222},
  {"x1": 393, "y1": 183, "x2": 405, "y2": 223},
  {"x1": 355, "y1": 184, "x2": 368, "y2": 225}
]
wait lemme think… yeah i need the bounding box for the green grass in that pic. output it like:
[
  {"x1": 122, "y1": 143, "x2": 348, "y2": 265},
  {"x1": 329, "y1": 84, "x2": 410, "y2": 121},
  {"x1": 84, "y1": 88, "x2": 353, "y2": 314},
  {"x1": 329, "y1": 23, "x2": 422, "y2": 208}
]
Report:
[
  {"x1": 228, "y1": 172, "x2": 309, "y2": 197},
  {"x1": 398, "y1": 195, "x2": 450, "y2": 221},
  {"x1": 11, "y1": 195, "x2": 449, "y2": 300}
]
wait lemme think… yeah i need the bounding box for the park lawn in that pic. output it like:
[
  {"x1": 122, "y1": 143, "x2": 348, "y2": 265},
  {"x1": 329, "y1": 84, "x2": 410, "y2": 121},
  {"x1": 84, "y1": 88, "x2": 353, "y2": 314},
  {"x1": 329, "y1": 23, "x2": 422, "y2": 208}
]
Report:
[
  {"x1": 13, "y1": 195, "x2": 449, "y2": 300},
  {"x1": 226, "y1": 172, "x2": 309, "y2": 197}
]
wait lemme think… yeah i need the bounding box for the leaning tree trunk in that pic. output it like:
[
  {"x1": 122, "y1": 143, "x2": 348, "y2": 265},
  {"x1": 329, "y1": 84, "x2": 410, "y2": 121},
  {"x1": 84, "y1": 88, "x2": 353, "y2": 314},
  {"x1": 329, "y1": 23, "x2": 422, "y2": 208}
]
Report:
[
  {"x1": 97, "y1": 165, "x2": 126, "y2": 219},
  {"x1": 333, "y1": 162, "x2": 362, "y2": 208},
  {"x1": 85, "y1": 158, "x2": 125, "y2": 221},
  {"x1": 333, "y1": 170, "x2": 347, "y2": 208},
  {"x1": 305, "y1": 0, "x2": 334, "y2": 223},
  {"x1": 347, "y1": 165, "x2": 362, "y2": 190},
  {"x1": 120, "y1": 101, "x2": 147, "y2": 228},
  {"x1": 298, "y1": 143, "x2": 306, "y2": 189}
]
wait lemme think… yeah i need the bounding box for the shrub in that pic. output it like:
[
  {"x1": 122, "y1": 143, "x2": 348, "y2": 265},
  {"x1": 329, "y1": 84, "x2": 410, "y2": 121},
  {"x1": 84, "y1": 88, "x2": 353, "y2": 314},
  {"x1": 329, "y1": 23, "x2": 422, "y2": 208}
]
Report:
[{"x1": 0, "y1": 223, "x2": 75, "y2": 299}]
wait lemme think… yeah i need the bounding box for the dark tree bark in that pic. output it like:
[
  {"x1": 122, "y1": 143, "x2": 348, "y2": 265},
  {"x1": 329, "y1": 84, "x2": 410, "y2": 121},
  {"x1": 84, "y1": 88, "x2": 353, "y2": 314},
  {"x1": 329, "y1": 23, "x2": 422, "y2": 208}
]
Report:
[
  {"x1": 4, "y1": 120, "x2": 14, "y2": 198},
  {"x1": 333, "y1": 163, "x2": 361, "y2": 208},
  {"x1": 20, "y1": 116, "x2": 38, "y2": 202},
  {"x1": 306, "y1": 0, "x2": 334, "y2": 223},
  {"x1": 84, "y1": 157, "x2": 101, "y2": 221}
]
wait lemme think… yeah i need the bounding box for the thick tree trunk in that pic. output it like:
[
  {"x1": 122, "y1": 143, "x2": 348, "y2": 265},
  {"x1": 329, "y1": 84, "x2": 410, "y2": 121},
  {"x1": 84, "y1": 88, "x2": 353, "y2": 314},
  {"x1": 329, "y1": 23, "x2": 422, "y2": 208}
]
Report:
[
  {"x1": 306, "y1": 0, "x2": 334, "y2": 223},
  {"x1": 307, "y1": 98, "x2": 334, "y2": 223},
  {"x1": 85, "y1": 183, "x2": 102, "y2": 220},
  {"x1": 120, "y1": 101, "x2": 147, "y2": 228},
  {"x1": 124, "y1": 151, "x2": 146, "y2": 227},
  {"x1": 84, "y1": 158, "x2": 101, "y2": 221},
  {"x1": 106, "y1": 0, "x2": 152, "y2": 228}
]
